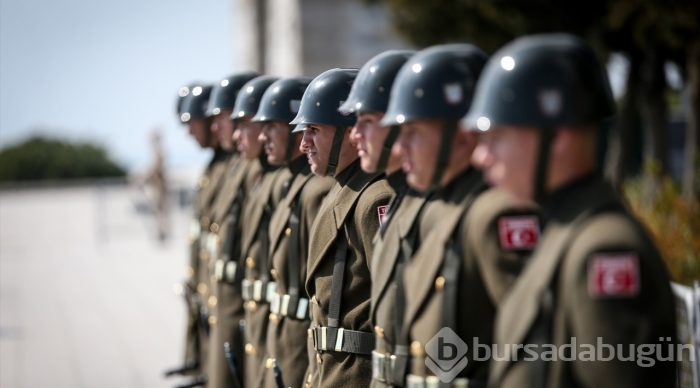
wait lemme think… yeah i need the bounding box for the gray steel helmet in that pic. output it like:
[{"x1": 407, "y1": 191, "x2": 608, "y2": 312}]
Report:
[
  {"x1": 381, "y1": 43, "x2": 487, "y2": 126},
  {"x1": 290, "y1": 68, "x2": 358, "y2": 131},
  {"x1": 338, "y1": 50, "x2": 415, "y2": 115},
  {"x1": 180, "y1": 84, "x2": 213, "y2": 123},
  {"x1": 231, "y1": 75, "x2": 280, "y2": 120},
  {"x1": 176, "y1": 83, "x2": 193, "y2": 120},
  {"x1": 251, "y1": 77, "x2": 313, "y2": 123},
  {"x1": 462, "y1": 33, "x2": 615, "y2": 132},
  {"x1": 206, "y1": 72, "x2": 259, "y2": 117}
]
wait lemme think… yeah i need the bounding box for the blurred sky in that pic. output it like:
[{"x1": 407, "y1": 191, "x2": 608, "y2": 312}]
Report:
[
  {"x1": 0, "y1": 0, "x2": 242, "y2": 174},
  {"x1": 1, "y1": 0, "x2": 649, "y2": 177}
]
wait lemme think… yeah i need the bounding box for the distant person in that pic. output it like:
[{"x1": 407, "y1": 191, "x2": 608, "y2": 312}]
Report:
[
  {"x1": 463, "y1": 33, "x2": 677, "y2": 388},
  {"x1": 144, "y1": 128, "x2": 168, "y2": 243}
]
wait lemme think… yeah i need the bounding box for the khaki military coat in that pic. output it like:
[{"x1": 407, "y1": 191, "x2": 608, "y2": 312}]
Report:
[
  {"x1": 304, "y1": 160, "x2": 392, "y2": 388},
  {"x1": 489, "y1": 176, "x2": 677, "y2": 388},
  {"x1": 261, "y1": 158, "x2": 334, "y2": 388}
]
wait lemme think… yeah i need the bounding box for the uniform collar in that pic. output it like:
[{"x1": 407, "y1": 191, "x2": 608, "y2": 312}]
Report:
[
  {"x1": 287, "y1": 155, "x2": 310, "y2": 176},
  {"x1": 333, "y1": 158, "x2": 362, "y2": 186},
  {"x1": 539, "y1": 171, "x2": 600, "y2": 221}
]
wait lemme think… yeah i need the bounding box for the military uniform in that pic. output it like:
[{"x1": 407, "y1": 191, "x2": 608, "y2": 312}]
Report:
[
  {"x1": 400, "y1": 170, "x2": 539, "y2": 388},
  {"x1": 304, "y1": 160, "x2": 392, "y2": 388},
  {"x1": 240, "y1": 163, "x2": 291, "y2": 387},
  {"x1": 260, "y1": 157, "x2": 334, "y2": 388},
  {"x1": 489, "y1": 176, "x2": 676, "y2": 388},
  {"x1": 370, "y1": 170, "x2": 429, "y2": 388},
  {"x1": 185, "y1": 148, "x2": 231, "y2": 374},
  {"x1": 205, "y1": 155, "x2": 262, "y2": 388}
]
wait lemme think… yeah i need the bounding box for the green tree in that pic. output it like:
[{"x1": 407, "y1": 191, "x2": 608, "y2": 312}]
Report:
[{"x1": 0, "y1": 136, "x2": 126, "y2": 182}]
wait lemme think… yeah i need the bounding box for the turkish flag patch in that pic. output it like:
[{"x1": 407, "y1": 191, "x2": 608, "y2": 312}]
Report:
[
  {"x1": 377, "y1": 205, "x2": 389, "y2": 227},
  {"x1": 498, "y1": 216, "x2": 540, "y2": 250},
  {"x1": 588, "y1": 254, "x2": 640, "y2": 298}
]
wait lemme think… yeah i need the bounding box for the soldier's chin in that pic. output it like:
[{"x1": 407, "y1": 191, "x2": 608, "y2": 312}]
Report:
[
  {"x1": 406, "y1": 173, "x2": 429, "y2": 192},
  {"x1": 359, "y1": 156, "x2": 376, "y2": 174}
]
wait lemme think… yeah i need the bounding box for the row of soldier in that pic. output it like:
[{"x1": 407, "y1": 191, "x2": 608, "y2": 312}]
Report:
[{"x1": 165, "y1": 33, "x2": 678, "y2": 388}]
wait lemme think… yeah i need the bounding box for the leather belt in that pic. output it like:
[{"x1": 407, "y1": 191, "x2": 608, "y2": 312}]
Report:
[
  {"x1": 311, "y1": 326, "x2": 375, "y2": 355},
  {"x1": 270, "y1": 293, "x2": 309, "y2": 320},
  {"x1": 241, "y1": 279, "x2": 276, "y2": 303}
]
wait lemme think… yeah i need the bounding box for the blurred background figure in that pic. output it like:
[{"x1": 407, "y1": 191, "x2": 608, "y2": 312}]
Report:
[{"x1": 143, "y1": 127, "x2": 170, "y2": 243}]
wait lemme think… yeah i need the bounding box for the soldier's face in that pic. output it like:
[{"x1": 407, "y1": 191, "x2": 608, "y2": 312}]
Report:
[
  {"x1": 188, "y1": 118, "x2": 210, "y2": 148},
  {"x1": 350, "y1": 112, "x2": 399, "y2": 173},
  {"x1": 210, "y1": 111, "x2": 234, "y2": 151},
  {"x1": 300, "y1": 124, "x2": 333, "y2": 176},
  {"x1": 259, "y1": 121, "x2": 291, "y2": 166},
  {"x1": 235, "y1": 116, "x2": 263, "y2": 160},
  {"x1": 472, "y1": 126, "x2": 538, "y2": 200},
  {"x1": 396, "y1": 118, "x2": 442, "y2": 192}
]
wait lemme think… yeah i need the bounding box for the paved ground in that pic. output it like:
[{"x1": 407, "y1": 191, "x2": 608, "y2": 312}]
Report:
[{"x1": 0, "y1": 184, "x2": 194, "y2": 388}]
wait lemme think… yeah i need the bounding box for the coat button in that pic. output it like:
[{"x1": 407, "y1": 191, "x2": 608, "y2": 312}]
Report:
[
  {"x1": 374, "y1": 325, "x2": 385, "y2": 338},
  {"x1": 285, "y1": 227, "x2": 292, "y2": 236},
  {"x1": 197, "y1": 283, "x2": 208, "y2": 295},
  {"x1": 208, "y1": 295, "x2": 217, "y2": 307},
  {"x1": 246, "y1": 257, "x2": 255, "y2": 268},
  {"x1": 265, "y1": 358, "x2": 275, "y2": 369},
  {"x1": 208, "y1": 315, "x2": 217, "y2": 326},
  {"x1": 270, "y1": 269, "x2": 278, "y2": 280},
  {"x1": 435, "y1": 276, "x2": 445, "y2": 290},
  {"x1": 210, "y1": 223, "x2": 219, "y2": 233},
  {"x1": 245, "y1": 343, "x2": 256, "y2": 355},
  {"x1": 247, "y1": 301, "x2": 258, "y2": 312},
  {"x1": 410, "y1": 341, "x2": 424, "y2": 356}
]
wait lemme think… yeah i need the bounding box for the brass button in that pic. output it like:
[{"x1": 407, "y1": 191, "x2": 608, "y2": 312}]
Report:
[
  {"x1": 265, "y1": 357, "x2": 275, "y2": 369},
  {"x1": 410, "y1": 341, "x2": 424, "y2": 356},
  {"x1": 270, "y1": 269, "x2": 278, "y2": 280},
  {"x1": 208, "y1": 295, "x2": 218, "y2": 307},
  {"x1": 285, "y1": 227, "x2": 292, "y2": 237},
  {"x1": 210, "y1": 223, "x2": 219, "y2": 233},
  {"x1": 374, "y1": 325, "x2": 385, "y2": 338},
  {"x1": 247, "y1": 301, "x2": 258, "y2": 312},
  {"x1": 435, "y1": 276, "x2": 445, "y2": 290},
  {"x1": 197, "y1": 282, "x2": 208, "y2": 295},
  {"x1": 246, "y1": 257, "x2": 255, "y2": 268},
  {"x1": 269, "y1": 313, "x2": 279, "y2": 323},
  {"x1": 245, "y1": 343, "x2": 256, "y2": 355},
  {"x1": 208, "y1": 315, "x2": 217, "y2": 326}
]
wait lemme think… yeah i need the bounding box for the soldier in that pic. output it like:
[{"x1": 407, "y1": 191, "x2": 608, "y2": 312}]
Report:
[
  {"x1": 201, "y1": 72, "x2": 259, "y2": 388},
  {"x1": 253, "y1": 77, "x2": 335, "y2": 388},
  {"x1": 381, "y1": 44, "x2": 540, "y2": 387},
  {"x1": 231, "y1": 75, "x2": 295, "y2": 388},
  {"x1": 463, "y1": 33, "x2": 677, "y2": 388},
  {"x1": 290, "y1": 68, "x2": 393, "y2": 387},
  {"x1": 337, "y1": 50, "x2": 428, "y2": 388},
  {"x1": 171, "y1": 83, "x2": 231, "y2": 386}
]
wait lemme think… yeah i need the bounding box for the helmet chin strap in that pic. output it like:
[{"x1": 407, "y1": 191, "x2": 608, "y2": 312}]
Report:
[
  {"x1": 285, "y1": 125, "x2": 298, "y2": 164},
  {"x1": 534, "y1": 126, "x2": 554, "y2": 203},
  {"x1": 430, "y1": 119, "x2": 458, "y2": 188},
  {"x1": 326, "y1": 126, "x2": 346, "y2": 176},
  {"x1": 376, "y1": 125, "x2": 400, "y2": 172}
]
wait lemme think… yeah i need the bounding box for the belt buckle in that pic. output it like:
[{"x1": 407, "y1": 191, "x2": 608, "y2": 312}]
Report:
[
  {"x1": 280, "y1": 294, "x2": 290, "y2": 316},
  {"x1": 253, "y1": 280, "x2": 263, "y2": 301},
  {"x1": 224, "y1": 261, "x2": 237, "y2": 283},
  {"x1": 334, "y1": 328, "x2": 344, "y2": 352},
  {"x1": 371, "y1": 351, "x2": 387, "y2": 382},
  {"x1": 242, "y1": 279, "x2": 251, "y2": 300},
  {"x1": 296, "y1": 298, "x2": 309, "y2": 320},
  {"x1": 266, "y1": 282, "x2": 277, "y2": 303},
  {"x1": 214, "y1": 259, "x2": 225, "y2": 281},
  {"x1": 320, "y1": 327, "x2": 328, "y2": 350},
  {"x1": 270, "y1": 293, "x2": 281, "y2": 314},
  {"x1": 206, "y1": 234, "x2": 219, "y2": 259}
]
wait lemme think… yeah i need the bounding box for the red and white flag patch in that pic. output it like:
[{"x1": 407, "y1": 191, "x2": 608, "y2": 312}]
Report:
[
  {"x1": 588, "y1": 254, "x2": 640, "y2": 298},
  {"x1": 377, "y1": 205, "x2": 389, "y2": 227},
  {"x1": 498, "y1": 216, "x2": 540, "y2": 250}
]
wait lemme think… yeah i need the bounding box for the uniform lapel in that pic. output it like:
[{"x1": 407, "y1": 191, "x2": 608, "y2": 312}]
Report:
[
  {"x1": 371, "y1": 194, "x2": 427, "y2": 319},
  {"x1": 268, "y1": 173, "x2": 311, "y2": 252},
  {"x1": 402, "y1": 202, "x2": 463, "y2": 330},
  {"x1": 306, "y1": 168, "x2": 379, "y2": 279},
  {"x1": 240, "y1": 171, "x2": 276, "y2": 255}
]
